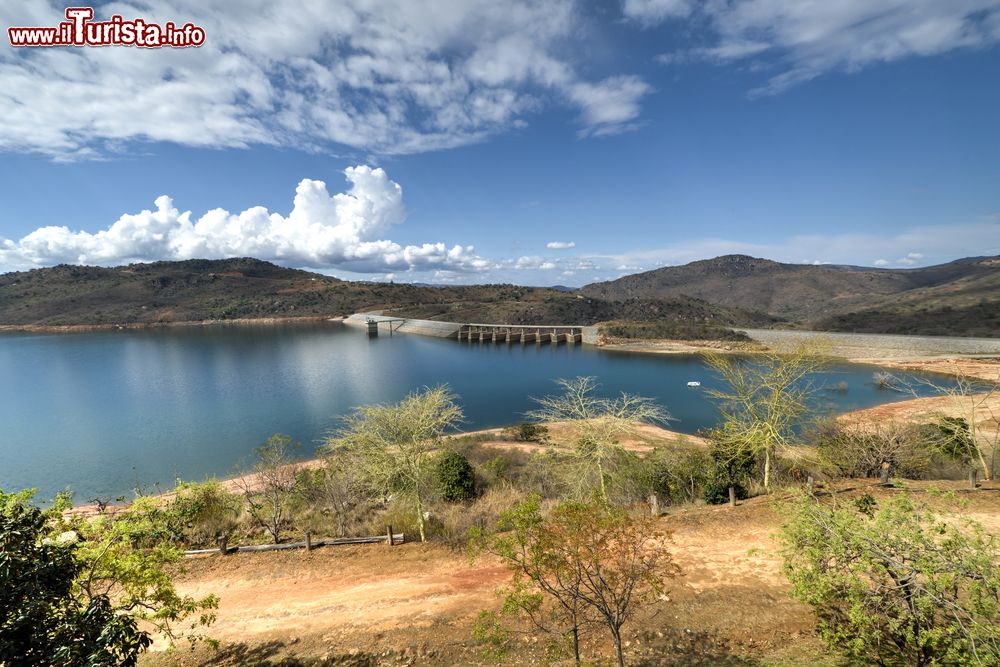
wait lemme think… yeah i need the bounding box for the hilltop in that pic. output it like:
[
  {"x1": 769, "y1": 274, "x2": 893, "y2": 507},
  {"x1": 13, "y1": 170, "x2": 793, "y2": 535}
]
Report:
[{"x1": 580, "y1": 254, "x2": 1000, "y2": 336}]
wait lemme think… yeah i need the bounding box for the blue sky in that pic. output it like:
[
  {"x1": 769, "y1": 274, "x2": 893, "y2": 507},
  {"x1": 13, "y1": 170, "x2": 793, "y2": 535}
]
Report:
[{"x1": 1, "y1": 0, "x2": 998, "y2": 286}]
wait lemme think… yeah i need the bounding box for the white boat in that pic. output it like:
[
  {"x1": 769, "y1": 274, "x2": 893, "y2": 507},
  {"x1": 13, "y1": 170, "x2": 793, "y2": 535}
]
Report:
[{"x1": 686, "y1": 381, "x2": 701, "y2": 387}]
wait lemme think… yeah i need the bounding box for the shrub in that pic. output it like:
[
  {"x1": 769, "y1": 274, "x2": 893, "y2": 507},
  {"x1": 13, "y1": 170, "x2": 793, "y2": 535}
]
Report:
[
  {"x1": 484, "y1": 454, "x2": 511, "y2": 484},
  {"x1": 702, "y1": 437, "x2": 755, "y2": 504},
  {"x1": 780, "y1": 493, "x2": 1000, "y2": 665},
  {"x1": 642, "y1": 443, "x2": 711, "y2": 505},
  {"x1": 170, "y1": 480, "x2": 241, "y2": 548},
  {"x1": 815, "y1": 420, "x2": 937, "y2": 480},
  {"x1": 436, "y1": 450, "x2": 477, "y2": 502},
  {"x1": 503, "y1": 422, "x2": 549, "y2": 443}
]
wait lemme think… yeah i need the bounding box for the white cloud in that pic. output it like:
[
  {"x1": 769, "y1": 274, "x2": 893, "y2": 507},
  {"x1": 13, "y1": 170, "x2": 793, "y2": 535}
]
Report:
[
  {"x1": 649, "y1": 1, "x2": 1000, "y2": 95},
  {"x1": 0, "y1": 1, "x2": 652, "y2": 159},
  {"x1": 546, "y1": 241, "x2": 576, "y2": 249},
  {"x1": 897, "y1": 252, "x2": 925, "y2": 266},
  {"x1": 0, "y1": 165, "x2": 492, "y2": 274},
  {"x1": 513, "y1": 256, "x2": 557, "y2": 270},
  {"x1": 591, "y1": 222, "x2": 1000, "y2": 271},
  {"x1": 621, "y1": 0, "x2": 693, "y2": 27}
]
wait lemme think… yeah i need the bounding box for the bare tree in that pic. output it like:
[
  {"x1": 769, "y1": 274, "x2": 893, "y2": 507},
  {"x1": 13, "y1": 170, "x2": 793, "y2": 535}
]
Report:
[
  {"x1": 472, "y1": 497, "x2": 676, "y2": 667},
  {"x1": 704, "y1": 345, "x2": 823, "y2": 491},
  {"x1": 237, "y1": 433, "x2": 298, "y2": 543},
  {"x1": 327, "y1": 385, "x2": 463, "y2": 542},
  {"x1": 527, "y1": 377, "x2": 669, "y2": 501}
]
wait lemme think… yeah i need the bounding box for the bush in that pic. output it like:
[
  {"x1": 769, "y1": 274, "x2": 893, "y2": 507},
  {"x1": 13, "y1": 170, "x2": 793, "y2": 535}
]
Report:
[
  {"x1": 642, "y1": 443, "x2": 711, "y2": 505},
  {"x1": 780, "y1": 493, "x2": 1000, "y2": 665},
  {"x1": 436, "y1": 450, "x2": 477, "y2": 502},
  {"x1": 815, "y1": 419, "x2": 940, "y2": 480},
  {"x1": 170, "y1": 480, "x2": 241, "y2": 548},
  {"x1": 702, "y1": 438, "x2": 756, "y2": 504},
  {"x1": 503, "y1": 422, "x2": 549, "y2": 443}
]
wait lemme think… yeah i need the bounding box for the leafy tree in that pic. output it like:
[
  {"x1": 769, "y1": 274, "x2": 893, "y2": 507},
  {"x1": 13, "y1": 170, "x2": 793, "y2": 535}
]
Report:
[
  {"x1": 780, "y1": 492, "x2": 1000, "y2": 665},
  {"x1": 435, "y1": 450, "x2": 477, "y2": 502},
  {"x1": 237, "y1": 433, "x2": 299, "y2": 543},
  {"x1": 641, "y1": 442, "x2": 710, "y2": 505},
  {"x1": 704, "y1": 345, "x2": 823, "y2": 491},
  {"x1": 1, "y1": 489, "x2": 213, "y2": 665},
  {"x1": 472, "y1": 497, "x2": 676, "y2": 667},
  {"x1": 328, "y1": 385, "x2": 463, "y2": 542},
  {"x1": 70, "y1": 495, "x2": 219, "y2": 648},
  {"x1": 701, "y1": 435, "x2": 755, "y2": 504},
  {"x1": 527, "y1": 377, "x2": 669, "y2": 501}
]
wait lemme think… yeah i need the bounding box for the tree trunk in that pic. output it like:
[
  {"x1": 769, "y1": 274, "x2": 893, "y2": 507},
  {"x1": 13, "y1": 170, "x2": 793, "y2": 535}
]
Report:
[
  {"x1": 763, "y1": 448, "x2": 772, "y2": 492},
  {"x1": 612, "y1": 626, "x2": 625, "y2": 667},
  {"x1": 571, "y1": 626, "x2": 581, "y2": 667},
  {"x1": 415, "y1": 496, "x2": 427, "y2": 543}
]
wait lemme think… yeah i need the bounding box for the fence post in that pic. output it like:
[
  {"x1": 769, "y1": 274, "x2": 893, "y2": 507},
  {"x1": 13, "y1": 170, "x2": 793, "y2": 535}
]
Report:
[
  {"x1": 305, "y1": 530, "x2": 313, "y2": 552},
  {"x1": 970, "y1": 468, "x2": 979, "y2": 489},
  {"x1": 728, "y1": 486, "x2": 736, "y2": 508},
  {"x1": 387, "y1": 524, "x2": 394, "y2": 547},
  {"x1": 217, "y1": 535, "x2": 228, "y2": 556},
  {"x1": 649, "y1": 493, "x2": 659, "y2": 517},
  {"x1": 880, "y1": 462, "x2": 890, "y2": 485},
  {"x1": 807, "y1": 476, "x2": 815, "y2": 496}
]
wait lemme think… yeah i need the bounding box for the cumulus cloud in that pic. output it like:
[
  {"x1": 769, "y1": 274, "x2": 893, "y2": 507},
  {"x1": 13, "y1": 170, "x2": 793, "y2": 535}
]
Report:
[
  {"x1": 0, "y1": 1, "x2": 652, "y2": 159},
  {"x1": 513, "y1": 256, "x2": 557, "y2": 270},
  {"x1": 650, "y1": 1, "x2": 1000, "y2": 95},
  {"x1": 546, "y1": 241, "x2": 576, "y2": 249},
  {"x1": 0, "y1": 166, "x2": 492, "y2": 274}
]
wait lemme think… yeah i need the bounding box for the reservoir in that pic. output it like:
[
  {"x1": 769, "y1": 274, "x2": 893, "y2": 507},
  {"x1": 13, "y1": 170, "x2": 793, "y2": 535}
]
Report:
[{"x1": 0, "y1": 321, "x2": 947, "y2": 501}]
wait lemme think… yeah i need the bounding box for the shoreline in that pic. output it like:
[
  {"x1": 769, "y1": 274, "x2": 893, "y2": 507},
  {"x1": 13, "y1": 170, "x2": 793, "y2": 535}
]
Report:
[
  {"x1": 2, "y1": 311, "x2": 997, "y2": 380},
  {"x1": 0, "y1": 315, "x2": 346, "y2": 334},
  {"x1": 65, "y1": 423, "x2": 703, "y2": 517}
]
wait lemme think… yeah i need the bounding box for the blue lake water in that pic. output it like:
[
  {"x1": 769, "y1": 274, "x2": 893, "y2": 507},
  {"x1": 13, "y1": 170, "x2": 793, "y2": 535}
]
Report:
[{"x1": 0, "y1": 322, "x2": 945, "y2": 501}]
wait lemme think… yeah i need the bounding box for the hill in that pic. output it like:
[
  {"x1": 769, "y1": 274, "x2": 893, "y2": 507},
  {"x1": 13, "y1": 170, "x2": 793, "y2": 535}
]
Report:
[
  {"x1": 0, "y1": 258, "x2": 772, "y2": 338},
  {"x1": 580, "y1": 255, "x2": 1000, "y2": 336}
]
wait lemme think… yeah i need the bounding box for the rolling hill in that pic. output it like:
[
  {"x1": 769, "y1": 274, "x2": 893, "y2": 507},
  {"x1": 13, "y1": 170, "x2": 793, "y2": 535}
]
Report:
[
  {"x1": 580, "y1": 255, "x2": 1000, "y2": 336},
  {"x1": 0, "y1": 258, "x2": 772, "y2": 339}
]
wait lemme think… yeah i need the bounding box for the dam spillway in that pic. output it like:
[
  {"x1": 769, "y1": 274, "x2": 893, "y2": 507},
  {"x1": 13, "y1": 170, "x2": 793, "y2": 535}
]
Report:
[
  {"x1": 343, "y1": 313, "x2": 595, "y2": 345},
  {"x1": 458, "y1": 323, "x2": 582, "y2": 345}
]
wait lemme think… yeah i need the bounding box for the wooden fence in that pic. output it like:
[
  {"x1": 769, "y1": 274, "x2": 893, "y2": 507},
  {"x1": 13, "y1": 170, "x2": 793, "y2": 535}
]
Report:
[{"x1": 185, "y1": 527, "x2": 404, "y2": 556}]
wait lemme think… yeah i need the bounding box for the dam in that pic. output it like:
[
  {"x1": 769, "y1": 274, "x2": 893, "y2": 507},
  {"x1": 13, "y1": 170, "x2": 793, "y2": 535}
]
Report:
[{"x1": 343, "y1": 313, "x2": 598, "y2": 345}]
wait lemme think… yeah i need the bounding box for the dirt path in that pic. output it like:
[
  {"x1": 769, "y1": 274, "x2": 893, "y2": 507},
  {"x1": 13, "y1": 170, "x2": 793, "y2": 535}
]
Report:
[{"x1": 142, "y1": 481, "x2": 1000, "y2": 666}]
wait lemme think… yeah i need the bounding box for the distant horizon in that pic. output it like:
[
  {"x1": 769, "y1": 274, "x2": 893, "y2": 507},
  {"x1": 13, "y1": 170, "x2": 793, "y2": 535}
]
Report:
[{"x1": 3, "y1": 251, "x2": 995, "y2": 289}]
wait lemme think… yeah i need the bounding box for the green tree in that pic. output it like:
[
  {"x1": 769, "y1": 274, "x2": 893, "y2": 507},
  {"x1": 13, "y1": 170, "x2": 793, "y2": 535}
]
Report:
[
  {"x1": 436, "y1": 450, "x2": 477, "y2": 502},
  {"x1": 780, "y1": 492, "x2": 1000, "y2": 665},
  {"x1": 328, "y1": 385, "x2": 463, "y2": 542},
  {"x1": 2, "y1": 489, "x2": 215, "y2": 665},
  {"x1": 472, "y1": 497, "x2": 676, "y2": 667},
  {"x1": 527, "y1": 377, "x2": 669, "y2": 501},
  {"x1": 704, "y1": 345, "x2": 823, "y2": 491},
  {"x1": 71, "y1": 495, "x2": 219, "y2": 648}
]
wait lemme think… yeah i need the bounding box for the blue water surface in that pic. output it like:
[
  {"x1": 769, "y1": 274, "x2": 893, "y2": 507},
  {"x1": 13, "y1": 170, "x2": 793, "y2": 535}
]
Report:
[{"x1": 0, "y1": 322, "x2": 944, "y2": 501}]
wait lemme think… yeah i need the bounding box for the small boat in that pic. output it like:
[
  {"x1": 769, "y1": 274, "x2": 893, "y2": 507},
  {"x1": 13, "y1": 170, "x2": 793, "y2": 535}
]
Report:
[{"x1": 686, "y1": 381, "x2": 701, "y2": 388}]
